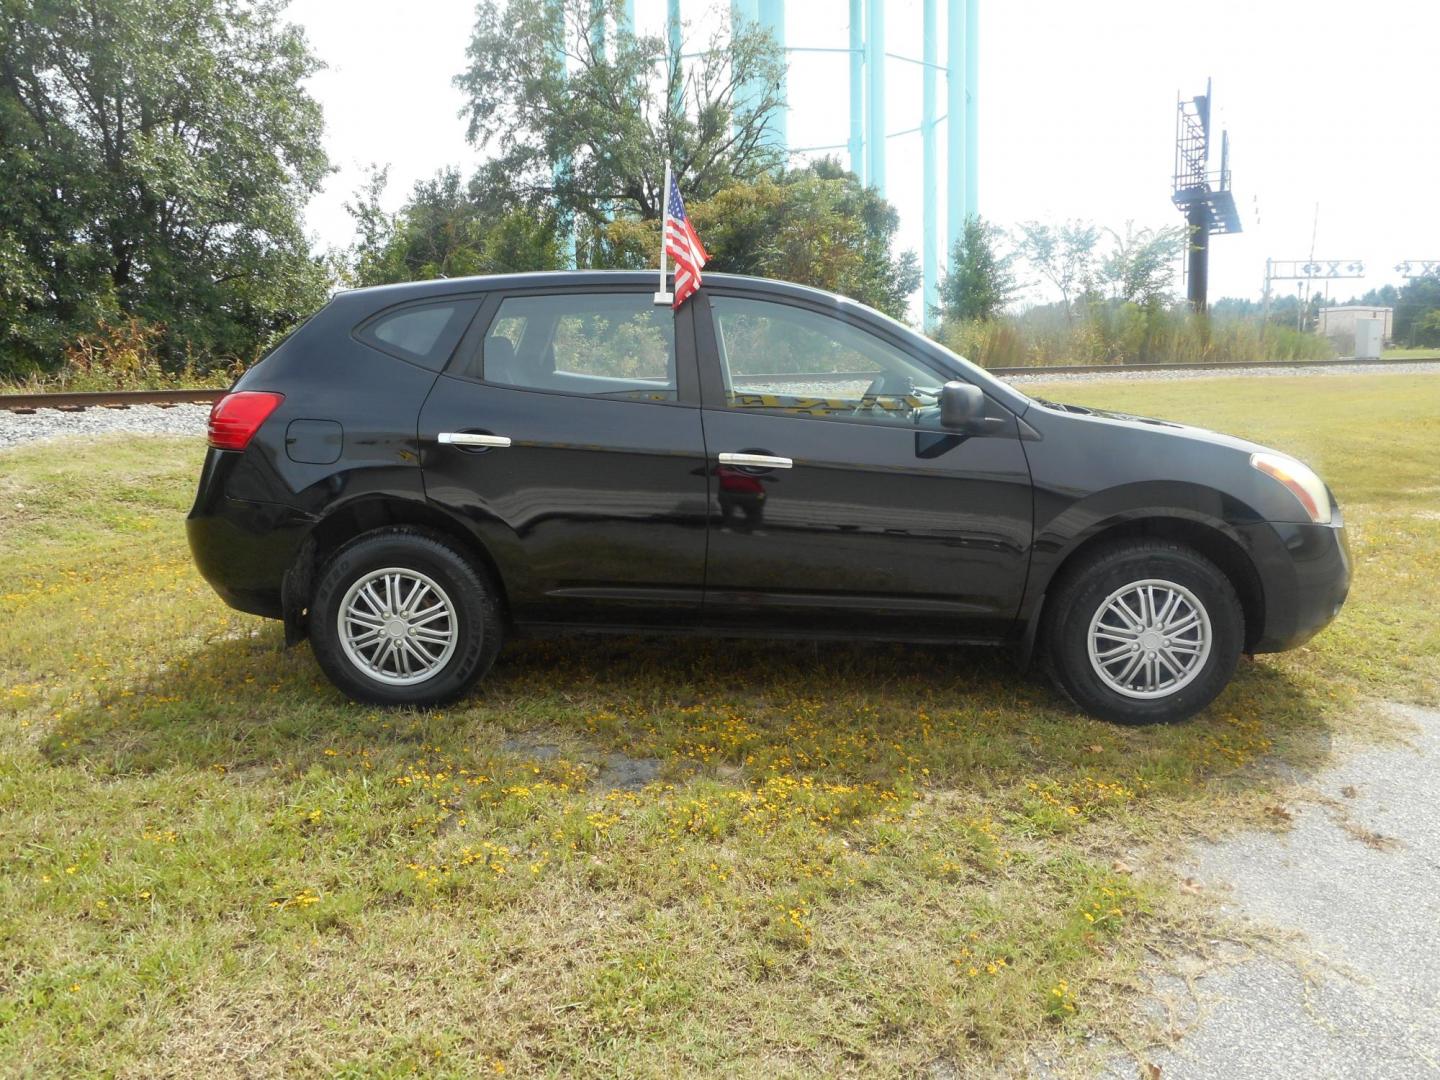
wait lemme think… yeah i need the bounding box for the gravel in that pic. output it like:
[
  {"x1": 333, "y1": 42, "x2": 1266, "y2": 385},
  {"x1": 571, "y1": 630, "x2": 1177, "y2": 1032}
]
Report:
[{"x1": 0, "y1": 403, "x2": 210, "y2": 452}]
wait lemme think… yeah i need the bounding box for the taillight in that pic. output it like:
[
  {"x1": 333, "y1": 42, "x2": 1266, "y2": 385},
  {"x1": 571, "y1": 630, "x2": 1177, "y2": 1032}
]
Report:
[{"x1": 207, "y1": 391, "x2": 284, "y2": 451}]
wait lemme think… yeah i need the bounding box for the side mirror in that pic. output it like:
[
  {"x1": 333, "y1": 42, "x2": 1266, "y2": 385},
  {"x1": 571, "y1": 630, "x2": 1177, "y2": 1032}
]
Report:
[{"x1": 939, "y1": 381, "x2": 985, "y2": 431}]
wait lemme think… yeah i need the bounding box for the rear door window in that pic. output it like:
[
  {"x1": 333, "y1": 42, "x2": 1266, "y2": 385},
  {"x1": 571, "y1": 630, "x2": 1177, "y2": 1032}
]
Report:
[
  {"x1": 458, "y1": 292, "x2": 676, "y2": 402},
  {"x1": 356, "y1": 298, "x2": 480, "y2": 371}
]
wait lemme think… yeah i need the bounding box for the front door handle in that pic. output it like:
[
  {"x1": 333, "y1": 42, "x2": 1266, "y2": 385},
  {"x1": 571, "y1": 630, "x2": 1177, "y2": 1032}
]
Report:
[
  {"x1": 718, "y1": 452, "x2": 792, "y2": 469},
  {"x1": 438, "y1": 432, "x2": 511, "y2": 448}
]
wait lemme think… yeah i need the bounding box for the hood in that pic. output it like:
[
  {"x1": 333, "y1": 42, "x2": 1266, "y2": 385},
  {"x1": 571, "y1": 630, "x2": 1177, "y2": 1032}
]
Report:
[{"x1": 1031, "y1": 397, "x2": 1274, "y2": 458}]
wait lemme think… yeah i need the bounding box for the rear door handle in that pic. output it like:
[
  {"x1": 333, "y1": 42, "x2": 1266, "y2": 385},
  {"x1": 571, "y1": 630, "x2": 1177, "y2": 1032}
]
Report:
[
  {"x1": 438, "y1": 432, "x2": 511, "y2": 448},
  {"x1": 718, "y1": 452, "x2": 792, "y2": 469}
]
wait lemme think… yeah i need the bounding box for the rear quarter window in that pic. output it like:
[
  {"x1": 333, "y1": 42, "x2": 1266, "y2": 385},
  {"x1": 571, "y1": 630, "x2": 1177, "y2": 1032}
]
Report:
[{"x1": 354, "y1": 298, "x2": 480, "y2": 371}]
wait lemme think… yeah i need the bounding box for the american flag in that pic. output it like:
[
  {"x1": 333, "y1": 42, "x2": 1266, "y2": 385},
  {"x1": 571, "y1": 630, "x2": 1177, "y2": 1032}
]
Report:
[{"x1": 663, "y1": 172, "x2": 708, "y2": 308}]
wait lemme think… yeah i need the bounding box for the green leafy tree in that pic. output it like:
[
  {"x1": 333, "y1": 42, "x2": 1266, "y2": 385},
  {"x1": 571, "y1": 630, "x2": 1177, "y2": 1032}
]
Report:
[
  {"x1": 693, "y1": 160, "x2": 919, "y2": 318},
  {"x1": 1099, "y1": 223, "x2": 1187, "y2": 306},
  {"x1": 0, "y1": 0, "x2": 331, "y2": 376},
  {"x1": 353, "y1": 159, "x2": 917, "y2": 318},
  {"x1": 455, "y1": 0, "x2": 786, "y2": 226},
  {"x1": 1394, "y1": 274, "x2": 1440, "y2": 345},
  {"x1": 935, "y1": 215, "x2": 1019, "y2": 323},
  {"x1": 1015, "y1": 219, "x2": 1100, "y2": 326},
  {"x1": 1413, "y1": 308, "x2": 1440, "y2": 348},
  {"x1": 344, "y1": 167, "x2": 564, "y2": 287}
]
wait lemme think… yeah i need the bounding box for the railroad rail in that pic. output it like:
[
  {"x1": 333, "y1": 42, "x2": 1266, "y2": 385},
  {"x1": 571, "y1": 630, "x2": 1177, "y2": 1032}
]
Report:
[
  {"x1": 0, "y1": 387, "x2": 225, "y2": 413},
  {"x1": 2, "y1": 355, "x2": 1438, "y2": 412}
]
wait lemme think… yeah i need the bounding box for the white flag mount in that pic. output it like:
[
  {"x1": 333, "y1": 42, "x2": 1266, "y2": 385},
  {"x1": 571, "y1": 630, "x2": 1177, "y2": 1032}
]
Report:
[{"x1": 653, "y1": 161, "x2": 673, "y2": 305}]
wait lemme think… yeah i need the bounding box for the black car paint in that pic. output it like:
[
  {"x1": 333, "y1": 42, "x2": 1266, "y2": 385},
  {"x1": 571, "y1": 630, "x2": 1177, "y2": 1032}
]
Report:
[{"x1": 187, "y1": 271, "x2": 1350, "y2": 660}]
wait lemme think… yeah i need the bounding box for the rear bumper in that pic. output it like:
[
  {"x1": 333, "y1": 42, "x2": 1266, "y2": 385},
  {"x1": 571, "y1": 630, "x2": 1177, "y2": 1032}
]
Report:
[
  {"x1": 187, "y1": 449, "x2": 313, "y2": 620},
  {"x1": 1239, "y1": 517, "x2": 1351, "y2": 653}
]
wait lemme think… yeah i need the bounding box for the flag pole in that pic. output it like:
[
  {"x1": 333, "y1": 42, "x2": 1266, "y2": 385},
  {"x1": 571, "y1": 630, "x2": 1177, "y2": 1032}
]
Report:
[{"x1": 654, "y1": 161, "x2": 673, "y2": 305}]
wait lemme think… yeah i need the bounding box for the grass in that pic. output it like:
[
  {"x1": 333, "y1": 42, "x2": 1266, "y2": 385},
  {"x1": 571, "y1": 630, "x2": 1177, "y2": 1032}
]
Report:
[
  {"x1": 1382, "y1": 346, "x2": 1440, "y2": 360},
  {"x1": 0, "y1": 369, "x2": 233, "y2": 395},
  {"x1": 2, "y1": 374, "x2": 1438, "y2": 1077}
]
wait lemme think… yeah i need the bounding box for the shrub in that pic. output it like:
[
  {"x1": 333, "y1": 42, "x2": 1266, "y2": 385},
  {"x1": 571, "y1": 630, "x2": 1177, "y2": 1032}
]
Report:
[{"x1": 5, "y1": 319, "x2": 241, "y2": 392}]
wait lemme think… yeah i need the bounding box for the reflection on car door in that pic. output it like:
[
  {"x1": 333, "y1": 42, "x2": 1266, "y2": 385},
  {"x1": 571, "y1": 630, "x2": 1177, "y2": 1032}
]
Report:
[
  {"x1": 419, "y1": 288, "x2": 710, "y2": 629},
  {"x1": 694, "y1": 291, "x2": 1034, "y2": 642}
]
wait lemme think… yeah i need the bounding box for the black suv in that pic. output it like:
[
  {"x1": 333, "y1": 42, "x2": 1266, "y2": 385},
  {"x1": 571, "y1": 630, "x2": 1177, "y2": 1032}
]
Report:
[{"x1": 188, "y1": 272, "x2": 1350, "y2": 723}]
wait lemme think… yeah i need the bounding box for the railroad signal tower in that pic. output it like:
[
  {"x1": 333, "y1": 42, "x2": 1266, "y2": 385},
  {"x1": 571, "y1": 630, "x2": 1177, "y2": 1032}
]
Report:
[
  {"x1": 1395, "y1": 261, "x2": 1440, "y2": 280},
  {"x1": 1172, "y1": 79, "x2": 1241, "y2": 311}
]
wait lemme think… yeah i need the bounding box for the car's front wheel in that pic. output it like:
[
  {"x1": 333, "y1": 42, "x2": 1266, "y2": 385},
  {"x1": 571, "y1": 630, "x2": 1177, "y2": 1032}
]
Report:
[
  {"x1": 308, "y1": 528, "x2": 503, "y2": 707},
  {"x1": 1043, "y1": 540, "x2": 1243, "y2": 725}
]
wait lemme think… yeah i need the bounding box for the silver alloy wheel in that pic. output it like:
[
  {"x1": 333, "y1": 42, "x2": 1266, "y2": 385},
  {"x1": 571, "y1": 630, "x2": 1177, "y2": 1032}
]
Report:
[
  {"x1": 337, "y1": 567, "x2": 458, "y2": 686},
  {"x1": 1085, "y1": 578, "x2": 1212, "y2": 699}
]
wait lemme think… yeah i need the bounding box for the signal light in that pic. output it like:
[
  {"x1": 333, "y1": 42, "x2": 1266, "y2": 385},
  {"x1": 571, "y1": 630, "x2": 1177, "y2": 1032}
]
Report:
[{"x1": 207, "y1": 391, "x2": 284, "y2": 451}]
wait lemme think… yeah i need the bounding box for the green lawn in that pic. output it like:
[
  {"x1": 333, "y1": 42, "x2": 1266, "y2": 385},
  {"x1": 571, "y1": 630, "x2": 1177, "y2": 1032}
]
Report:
[
  {"x1": 1382, "y1": 347, "x2": 1440, "y2": 360},
  {"x1": 2, "y1": 374, "x2": 1437, "y2": 1077}
]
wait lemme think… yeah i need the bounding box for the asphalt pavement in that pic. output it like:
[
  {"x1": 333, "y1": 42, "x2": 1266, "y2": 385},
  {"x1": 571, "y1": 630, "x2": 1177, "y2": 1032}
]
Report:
[{"x1": 1112, "y1": 703, "x2": 1440, "y2": 1079}]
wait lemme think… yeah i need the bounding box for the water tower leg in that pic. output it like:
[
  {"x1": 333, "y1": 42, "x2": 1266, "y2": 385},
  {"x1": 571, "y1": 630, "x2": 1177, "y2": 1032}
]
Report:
[
  {"x1": 849, "y1": 0, "x2": 864, "y2": 183},
  {"x1": 668, "y1": 0, "x2": 682, "y2": 116},
  {"x1": 865, "y1": 0, "x2": 886, "y2": 194},
  {"x1": 922, "y1": 0, "x2": 938, "y2": 330},
  {"x1": 964, "y1": 0, "x2": 978, "y2": 218},
  {"x1": 758, "y1": 0, "x2": 787, "y2": 152},
  {"x1": 946, "y1": 0, "x2": 967, "y2": 265}
]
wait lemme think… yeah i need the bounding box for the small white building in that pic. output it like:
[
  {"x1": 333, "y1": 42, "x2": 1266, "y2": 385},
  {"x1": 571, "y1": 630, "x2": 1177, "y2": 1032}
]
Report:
[{"x1": 1317, "y1": 305, "x2": 1394, "y2": 344}]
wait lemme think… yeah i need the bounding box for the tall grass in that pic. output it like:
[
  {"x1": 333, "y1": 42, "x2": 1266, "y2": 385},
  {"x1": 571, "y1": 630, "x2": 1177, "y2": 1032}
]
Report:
[
  {"x1": 0, "y1": 319, "x2": 239, "y2": 392},
  {"x1": 937, "y1": 303, "x2": 1336, "y2": 369}
]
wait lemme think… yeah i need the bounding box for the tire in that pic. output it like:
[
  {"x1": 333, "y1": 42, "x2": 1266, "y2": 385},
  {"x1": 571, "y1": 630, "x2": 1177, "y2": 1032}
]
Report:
[
  {"x1": 1042, "y1": 539, "x2": 1243, "y2": 725},
  {"x1": 308, "y1": 528, "x2": 503, "y2": 707}
]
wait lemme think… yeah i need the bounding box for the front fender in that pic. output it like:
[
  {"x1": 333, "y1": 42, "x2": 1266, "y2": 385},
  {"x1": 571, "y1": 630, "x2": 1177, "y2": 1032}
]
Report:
[{"x1": 1016, "y1": 480, "x2": 1268, "y2": 633}]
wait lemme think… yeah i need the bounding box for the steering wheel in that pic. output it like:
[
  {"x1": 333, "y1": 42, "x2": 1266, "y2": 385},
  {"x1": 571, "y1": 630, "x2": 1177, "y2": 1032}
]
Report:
[{"x1": 850, "y1": 375, "x2": 887, "y2": 416}]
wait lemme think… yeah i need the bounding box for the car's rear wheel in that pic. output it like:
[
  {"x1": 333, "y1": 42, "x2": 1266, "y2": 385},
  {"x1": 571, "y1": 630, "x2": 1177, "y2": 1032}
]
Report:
[
  {"x1": 1043, "y1": 539, "x2": 1243, "y2": 725},
  {"x1": 309, "y1": 528, "x2": 502, "y2": 707}
]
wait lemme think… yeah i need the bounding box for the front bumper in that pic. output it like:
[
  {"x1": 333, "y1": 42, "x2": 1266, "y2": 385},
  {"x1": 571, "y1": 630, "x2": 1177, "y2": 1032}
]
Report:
[{"x1": 1238, "y1": 516, "x2": 1351, "y2": 653}]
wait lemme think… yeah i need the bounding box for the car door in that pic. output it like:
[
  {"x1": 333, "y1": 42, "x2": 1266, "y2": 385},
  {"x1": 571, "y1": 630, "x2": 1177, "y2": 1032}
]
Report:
[
  {"x1": 693, "y1": 289, "x2": 1033, "y2": 641},
  {"x1": 419, "y1": 287, "x2": 709, "y2": 629}
]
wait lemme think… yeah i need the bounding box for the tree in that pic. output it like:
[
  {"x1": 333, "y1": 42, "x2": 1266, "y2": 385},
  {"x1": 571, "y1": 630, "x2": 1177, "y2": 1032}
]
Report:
[
  {"x1": 1413, "y1": 309, "x2": 1440, "y2": 348},
  {"x1": 935, "y1": 215, "x2": 1019, "y2": 323},
  {"x1": 0, "y1": 0, "x2": 331, "y2": 376},
  {"x1": 344, "y1": 168, "x2": 564, "y2": 288},
  {"x1": 691, "y1": 160, "x2": 919, "y2": 318},
  {"x1": 1015, "y1": 219, "x2": 1100, "y2": 326},
  {"x1": 351, "y1": 158, "x2": 918, "y2": 318},
  {"x1": 1352, "y1": 283, "x2": 1400, "y2": 308},
  {"x1": 455, "y1": 0, "x2": 786, "y2": 226},
  {"x1": 1394, "y1": 274, "x2": 1440, "y2": 345},
  {"x1": 1099, "y1": 223, "x2": 1187, "y2": 306}
]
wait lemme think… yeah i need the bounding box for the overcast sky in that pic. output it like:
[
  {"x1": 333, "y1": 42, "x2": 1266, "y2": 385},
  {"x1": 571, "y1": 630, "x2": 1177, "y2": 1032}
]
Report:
[{"x1": 288, "y1": 0, "x2": 1438, "y2": 312}]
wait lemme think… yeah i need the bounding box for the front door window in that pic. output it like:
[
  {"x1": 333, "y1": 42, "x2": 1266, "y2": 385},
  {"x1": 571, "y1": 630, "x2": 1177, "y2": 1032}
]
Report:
[{"x1": 709, "y1": 295, "x2": 948, "y2": 425}]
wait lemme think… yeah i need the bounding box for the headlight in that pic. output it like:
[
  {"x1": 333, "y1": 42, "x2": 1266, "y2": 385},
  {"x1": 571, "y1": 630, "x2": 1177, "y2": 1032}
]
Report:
[{"x1": 1250, "y1": 452, "x2": 1333, "y2": 524}]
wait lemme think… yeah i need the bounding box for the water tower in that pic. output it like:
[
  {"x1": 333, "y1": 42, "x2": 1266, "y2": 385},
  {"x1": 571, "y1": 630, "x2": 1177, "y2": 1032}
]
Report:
[{"x1": 583, "y1": 0, "x2": 979, "y2": 323}]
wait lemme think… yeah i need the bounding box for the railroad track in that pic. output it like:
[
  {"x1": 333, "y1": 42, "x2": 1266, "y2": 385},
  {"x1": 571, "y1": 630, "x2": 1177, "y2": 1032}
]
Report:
[
  {"x1": 2, "y1": 356, "x2": 1437, "y2": 412},
  {"x1": 0, "y1": 387, "x2": 225, "y2": 413},
  {"x1": 994, "y1": 356, "x2": 1440, "y2": 377}
]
